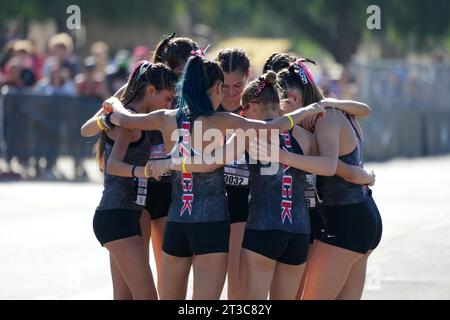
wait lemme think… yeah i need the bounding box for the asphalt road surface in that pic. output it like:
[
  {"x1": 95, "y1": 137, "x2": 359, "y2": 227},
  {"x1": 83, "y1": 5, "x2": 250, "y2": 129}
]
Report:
[{"x1": 1, "y1": 156, "x2": 449, "y2": 300}]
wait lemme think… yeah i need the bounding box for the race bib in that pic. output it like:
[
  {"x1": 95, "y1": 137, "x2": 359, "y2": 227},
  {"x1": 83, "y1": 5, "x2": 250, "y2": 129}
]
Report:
[
  {"x1": 149, "y1": 144, "x2": 171, "y2": 177},
  {"x1": 224, "y1": 154, "x2": 249, "y2": 186},
  {"x1": 134, "y1": 178, "x2": 148, "y2": 206},
  {"x1": 305, "y1": 174, "x2": 317, "y2": 208},
  {"x1": 224, "y1": 167, "x2": 249, "y2": 186}
]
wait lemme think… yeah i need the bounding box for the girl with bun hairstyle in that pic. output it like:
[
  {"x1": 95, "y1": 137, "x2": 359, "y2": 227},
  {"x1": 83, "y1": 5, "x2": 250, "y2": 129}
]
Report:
[
  {"x1": 102, "y1": 53, "x2": 326, "y2": 299},
  {"x1": 277, "y1": 59, "x2": 382, "y2": 300},
  {"x1": 238, "y1": 71, "x2": 338, "y2": 300}
]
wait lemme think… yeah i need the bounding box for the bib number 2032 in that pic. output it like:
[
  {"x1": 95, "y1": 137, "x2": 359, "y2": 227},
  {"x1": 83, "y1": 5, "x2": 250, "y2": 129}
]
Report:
[{"x1": 224, "y1": 174, "x2": 246, "y2": 186}]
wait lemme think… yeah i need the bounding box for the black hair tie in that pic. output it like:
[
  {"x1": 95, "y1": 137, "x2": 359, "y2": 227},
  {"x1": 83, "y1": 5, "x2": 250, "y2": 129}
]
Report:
[
  {"x1": 167, "y1": 32, "x2": 176, "y2": 41},
  {"x1": 104, "y1": 113, "x2": 116, "y2": 129}
]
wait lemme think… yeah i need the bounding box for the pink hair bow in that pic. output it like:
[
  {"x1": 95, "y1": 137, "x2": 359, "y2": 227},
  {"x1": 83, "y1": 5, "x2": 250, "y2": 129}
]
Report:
[
  {"x1": 191, "y1": 49, "x2": 206, "y2": 59},
  {"x1": 294, "y1": 59, "x2": 316, "y2": 85},
  {"x1": 190, "y1": 44, "x2": 211, "y2": 59}
]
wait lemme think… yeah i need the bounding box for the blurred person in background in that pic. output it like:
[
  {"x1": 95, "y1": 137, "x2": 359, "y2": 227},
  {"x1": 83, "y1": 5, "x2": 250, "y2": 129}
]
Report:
[
  {"x1": 105, "y1": 50, "x2": 130, "y2": 96},
  {"x1": 12, "y1": 40, "x2": 41, "y2": 80},
  {"x1": 90, "y1": 41, "x2": 110, "y2": 75},
  {"x1": 0, "y1": 41, "x2": 37, "y2": 92},
  {"x1": 32, "y1": 60, "x2": 75, "y2": 180},
  {"x1": 0, "y1": 57, "x2": 27, "y2": 92},
  {"x1": 0, "y1": 41, "x2": 16, "y2": 78},
  {"x1": 75, "y1": 56, "x2": 109, "y2": 100},
  {"x1": 41, "y1": 33, "x2": 79, "y2": 80},
  {"x1": 130, "y1": 45, "x2": 149, "y2": 68},
  {"x1": 34, "y1": 60, "x2": 76, "y2": 96},
  {"x1": 73, "y1": 55, "x2": 109, "y2": 180}
]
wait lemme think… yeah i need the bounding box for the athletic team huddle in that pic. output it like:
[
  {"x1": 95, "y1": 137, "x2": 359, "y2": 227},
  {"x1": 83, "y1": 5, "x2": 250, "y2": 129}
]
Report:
[{"x1": 81, "y1": 33, "x2": 383, "y2": 300}]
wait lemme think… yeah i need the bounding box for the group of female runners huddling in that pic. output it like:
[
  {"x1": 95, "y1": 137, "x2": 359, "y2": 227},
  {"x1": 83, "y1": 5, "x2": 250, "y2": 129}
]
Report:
[{"x1": 81, "y1": 33, "x2": 382, "y2": 300}]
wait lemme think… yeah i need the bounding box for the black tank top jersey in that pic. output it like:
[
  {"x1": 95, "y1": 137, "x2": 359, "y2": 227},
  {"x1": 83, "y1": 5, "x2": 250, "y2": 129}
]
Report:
[
  {"x1": 167, "y1": 108, "x2": 229, "y2": 223},
  {"x1": 218, "y1": 104, "x2": 250, "y2": 188},
  {"x1": 134, "y1": 130, "x2": 172, "y2": 206},
  {"x1": 316, "y1": 113, "x2": 369, "y2": 206},
  {"x1": 97, "y1": 130, "x2": 153, "y2": 211},
  {"x1": 146, "y1": 130, "x2": 171, "y2": 182},
  {"x1": 246, "y1": 129, "x2": 311, "y2": 235}
]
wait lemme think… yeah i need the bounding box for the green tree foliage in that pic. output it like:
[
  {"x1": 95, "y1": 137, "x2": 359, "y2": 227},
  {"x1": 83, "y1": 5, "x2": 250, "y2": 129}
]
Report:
[{"x1": 1, "y1": 0, "x2": 449, "y2": 63}]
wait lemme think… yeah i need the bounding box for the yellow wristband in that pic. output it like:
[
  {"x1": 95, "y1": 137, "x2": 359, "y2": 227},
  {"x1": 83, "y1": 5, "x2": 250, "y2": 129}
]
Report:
[
  {"x1": 97, "y1": 117, "x2": 107, "y2": 131},
  {"x1": 287, "y1": 115, "x2": 295, "y2": 130},
  {"x1": 144, "y1": 163, "x2": 150, "y2": 178},
  {"x1": 182, "y1": 157, "x2": 188, "y2": 173}
]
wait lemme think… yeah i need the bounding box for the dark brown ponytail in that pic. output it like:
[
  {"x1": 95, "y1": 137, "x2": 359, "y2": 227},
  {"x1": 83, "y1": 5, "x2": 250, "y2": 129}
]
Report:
[{"x1": 153, "y1": 33, "x2": 176, "y2": 64}]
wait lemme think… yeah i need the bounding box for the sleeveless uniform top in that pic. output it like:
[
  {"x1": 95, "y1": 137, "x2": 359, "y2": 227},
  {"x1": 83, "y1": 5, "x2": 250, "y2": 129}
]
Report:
[
  {"x1": 97, "y1": 130, "x2": 152, "y2": 211},
  {"x1": 167, "y1": 108, "x2": 229, "y2": 223},
  {"x1": 246, "y1": 128, "x2": 310, "y2": 235},
  {"x1": 316, "y1": 113, "x2": 369, "y2": 206},
  {"x1": 134, "y1": 130, "x2": 172, "y2": 206},
  {"x1": 218, "y1": 104, "x2": 250, "y2": 189}
]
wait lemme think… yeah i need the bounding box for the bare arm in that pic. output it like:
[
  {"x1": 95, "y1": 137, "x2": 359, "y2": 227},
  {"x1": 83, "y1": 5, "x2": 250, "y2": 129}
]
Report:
[
  {"x1": 80, "y1": 86, "x2": 127, "y2": 137},
  {"x1": 320, "y1": 98, "x2": 371, "y2": 117},
  {"x1": 106, "y1": 128, "x2": 147, "y2": 178},
  {"x1": 145, "y1": 157, "x2": 222, "y2": 178},
  {"x1": 336, "y1": 162, "x2": 375, "y2": 186},
  {"x1": 308, "y1": 128, "x2": 374, "y2": 185},
  {"x1": 277, "y1": 125, "x2": 335, "y2": 176},
  {"x1": 248, "y1": 125, "x2": 335, "y2": 176},
  {"x1": 219, "y1": 103, "x2": 326, "y2": 134},
  {"x1": 312, "y1": 109, "x2": 341, "y2": 175},
  {"x1": 278, "y1": 150, "x2": 336, "y2": 176},
  {"x1": 80, "y1": 108, "x2": 105, "y2": 137},
  {"x1": 146, "y1": 134, "x2": 246, "y2": 177},
  {"x1": 103, "y1": 96, "x2": 168, "y2": 132}
]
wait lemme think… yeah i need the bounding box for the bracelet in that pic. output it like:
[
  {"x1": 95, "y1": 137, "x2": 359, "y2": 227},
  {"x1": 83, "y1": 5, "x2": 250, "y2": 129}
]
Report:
[
  {"x1": 144, "y1": 163, "x2": 150, "y2": 178},
  {"x1": 131, "y1": 165, "x2": 137, "y2": 178},
  {"x1": 182, "y1": 157, "x2": 188, "y2": 173},
  {"x1": 104, "y1": 113, "x2": 116, "y2": 129},
  {"x1": 101, "y1": 115, "x2": 111, "y2": 130},
  {"x1": 96, "y1": 117, "x2": 107, "y2": 131},
  {"x1": 287, "y1": 115, "x2": 295, "y2": 130}
]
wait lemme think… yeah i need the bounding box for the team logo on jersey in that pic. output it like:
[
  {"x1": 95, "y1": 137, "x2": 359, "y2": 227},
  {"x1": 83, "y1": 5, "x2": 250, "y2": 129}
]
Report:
[
  {"x1": 280, "y1": 132, "x2": 293, "y2": 224},
  {"x1": 181, "y1": 194, "x2": 194, "y2": 216},
  {"x1": 281, "y1": 200, "x2": 293, "y2": 224},
  {"x1": 180, "y1": 121, "x2": 194, "y2": 216},
  {"x1": 179, "y1": 122, "x2": 192, "y2": 157}
]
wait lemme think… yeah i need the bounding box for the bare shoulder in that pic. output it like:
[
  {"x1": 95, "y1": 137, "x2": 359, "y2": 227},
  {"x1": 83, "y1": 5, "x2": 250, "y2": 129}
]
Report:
[
  {"x1": 210, "y1": 111, "x2": 243, "y2": 130},
  {"x1": 293, "y1": 125, "x2": 314, "y2": 155},
  {"x1": 293, "y1": 125, "x2": 313, "y2": 140},
  {"x1": 325, "y1": 107, "x2": 346, "y2": 120},
  {"x1": 210, "y1": 111, "x2": 238, "y2": 122},
  {"x1": 315, "y1": 108, "x2": 345, "y2": 128}
]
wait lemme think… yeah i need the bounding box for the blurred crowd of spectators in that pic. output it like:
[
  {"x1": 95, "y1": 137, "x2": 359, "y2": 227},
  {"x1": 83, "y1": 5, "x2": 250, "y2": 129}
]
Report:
[
  {"x1": 1, "y1": 32, "x2": 363, "y2": 102},
  {"x1": 0, "y1": 32, "x2": 156, "y2": 180},
  {"x1": 1, "y1": 32, "x2": 448, "y2": 181},
  {"x1": 0, "y1": 32, "x2": 151, "y2": 99}
]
